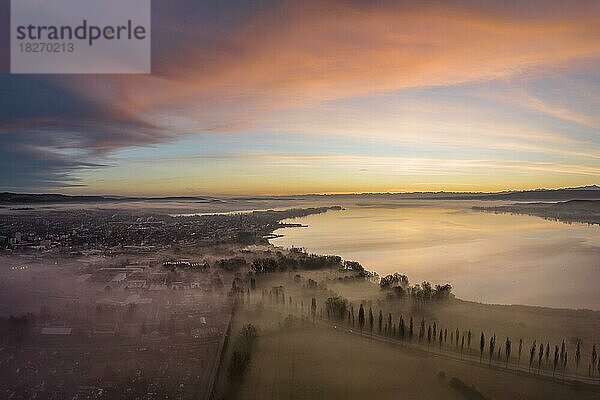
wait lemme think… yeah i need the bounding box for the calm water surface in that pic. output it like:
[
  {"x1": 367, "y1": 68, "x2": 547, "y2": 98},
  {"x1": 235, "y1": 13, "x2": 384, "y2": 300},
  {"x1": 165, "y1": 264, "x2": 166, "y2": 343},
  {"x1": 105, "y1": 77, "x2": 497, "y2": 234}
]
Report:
[{"x1": 270, "y1": 201, "x2": 600, "y2": 310}]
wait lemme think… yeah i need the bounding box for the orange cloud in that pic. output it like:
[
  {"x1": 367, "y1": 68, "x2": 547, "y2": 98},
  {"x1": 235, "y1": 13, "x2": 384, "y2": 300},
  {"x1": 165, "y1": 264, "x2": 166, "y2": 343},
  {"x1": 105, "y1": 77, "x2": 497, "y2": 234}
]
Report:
[{"x1": 81, "y1": 0, "x2": 599, "y2": 132}]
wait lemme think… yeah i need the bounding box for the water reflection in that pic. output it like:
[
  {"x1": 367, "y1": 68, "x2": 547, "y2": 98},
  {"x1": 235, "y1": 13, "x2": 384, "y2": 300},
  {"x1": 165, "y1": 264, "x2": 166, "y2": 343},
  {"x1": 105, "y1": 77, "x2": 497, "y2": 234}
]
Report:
[{"x1": 271, "y1": 201, "x2": 600, "y2": 310}]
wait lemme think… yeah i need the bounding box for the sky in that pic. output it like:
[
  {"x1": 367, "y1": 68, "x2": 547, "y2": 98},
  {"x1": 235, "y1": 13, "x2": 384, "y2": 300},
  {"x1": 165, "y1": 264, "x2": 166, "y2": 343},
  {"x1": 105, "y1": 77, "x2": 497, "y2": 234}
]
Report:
[{"x1": 0, "y1": 0, "x2": 599, "y2": 195}]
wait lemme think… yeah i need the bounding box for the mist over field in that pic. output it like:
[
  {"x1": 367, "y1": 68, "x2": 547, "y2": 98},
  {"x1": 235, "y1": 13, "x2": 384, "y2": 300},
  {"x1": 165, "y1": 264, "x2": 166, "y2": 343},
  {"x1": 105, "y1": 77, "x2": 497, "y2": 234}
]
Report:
[{"x1": 0, "y1": 193, "x2": 599, "y2": 399}]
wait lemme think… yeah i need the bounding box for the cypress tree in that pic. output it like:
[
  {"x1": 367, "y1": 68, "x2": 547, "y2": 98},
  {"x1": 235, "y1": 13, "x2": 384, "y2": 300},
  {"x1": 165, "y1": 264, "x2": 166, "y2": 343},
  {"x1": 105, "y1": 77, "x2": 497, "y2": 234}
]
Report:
[
  {"x1": 479, "y1": 332, "x2": 485, "y2": 363},
  {"x1": 505, "y1": 338, "x2": 511, "y2": 367},
  {"x1": 575, "y1": 341, "x2": 581, "y2": 376},
  {"x1": 399, "y1": 315, "x2": 405, "y2": 339},
  {"x1": 358, "y1": 304, "x2": 365, "y2": 334},
  {"x1": 427, "y1": 325, "x2": 432, "y2": 348},
  {"x1": 553, "y1": 345, "x2": 559, "y2": 376},
  {"x1": 538, "y1": 342, "x2": 544, "y2": 372}
]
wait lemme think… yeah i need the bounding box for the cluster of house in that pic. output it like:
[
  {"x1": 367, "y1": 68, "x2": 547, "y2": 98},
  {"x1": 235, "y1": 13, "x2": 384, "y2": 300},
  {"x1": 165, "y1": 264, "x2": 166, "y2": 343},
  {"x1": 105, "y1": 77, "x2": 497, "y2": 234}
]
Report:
[{"x1": 75, "y1": 262, "x2": 222, "y2": 292}]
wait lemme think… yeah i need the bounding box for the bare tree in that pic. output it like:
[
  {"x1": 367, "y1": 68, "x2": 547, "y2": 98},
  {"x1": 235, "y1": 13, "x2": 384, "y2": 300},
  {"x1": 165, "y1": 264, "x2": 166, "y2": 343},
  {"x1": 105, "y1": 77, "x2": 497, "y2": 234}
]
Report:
[
  {"x1": 529, "y1": 341, "x2": 537, "y2": 372},
  {"x1": 517, "y1": 339, "x2": 523, "y2": 367},
  {"x1": 489, "y1": 334, "x2": 496, "y2": 366}
]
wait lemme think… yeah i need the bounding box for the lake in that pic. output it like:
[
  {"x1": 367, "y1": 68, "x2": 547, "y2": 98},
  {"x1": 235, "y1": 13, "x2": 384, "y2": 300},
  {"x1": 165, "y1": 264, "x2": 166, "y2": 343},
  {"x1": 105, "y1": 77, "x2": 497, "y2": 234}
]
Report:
[{"x1": 270, "y1": 200, "x2": 600, "y2": 310}]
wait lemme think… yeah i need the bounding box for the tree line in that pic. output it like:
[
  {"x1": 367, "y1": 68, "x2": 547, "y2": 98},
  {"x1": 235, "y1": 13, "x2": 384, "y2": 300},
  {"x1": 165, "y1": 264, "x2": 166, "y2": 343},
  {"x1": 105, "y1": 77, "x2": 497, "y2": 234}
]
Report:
[
  {"x1": 256, "y1": 279, "x2": 600, "y2": 384},
  {"x1": 379, "y1": 272, "x2": 452, "y2": 302},
  {"x1": 250, "y1": 251, "x2": 379, "y2": 279},
  {"x1": 316, "y1": 296, "x2": 600, "y2": 382}
]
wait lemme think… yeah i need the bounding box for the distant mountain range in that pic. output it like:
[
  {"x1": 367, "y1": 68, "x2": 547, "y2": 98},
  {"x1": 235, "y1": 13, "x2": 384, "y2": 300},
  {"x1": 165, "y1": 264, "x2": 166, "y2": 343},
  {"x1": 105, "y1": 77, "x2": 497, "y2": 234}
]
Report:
[
  {"x1": 422, "y1": 186, "x2": 600, "y2": 201},
  {"x1": 564, "y1": 185, "x2": 600, "y2": 191},
  {"x1": 1, "y1": 186, "x2": 599, "y2": 204}
]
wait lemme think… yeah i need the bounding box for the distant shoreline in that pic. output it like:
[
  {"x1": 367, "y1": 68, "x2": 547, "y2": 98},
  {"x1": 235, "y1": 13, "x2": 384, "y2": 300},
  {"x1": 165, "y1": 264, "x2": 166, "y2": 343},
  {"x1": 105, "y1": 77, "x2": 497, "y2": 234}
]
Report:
[
  {"x1": 2, "y1": 187, "x2": 600, "y2": 204},
  {"x1": 474, "y1": 199, "x2": 600, "y2": 225}
]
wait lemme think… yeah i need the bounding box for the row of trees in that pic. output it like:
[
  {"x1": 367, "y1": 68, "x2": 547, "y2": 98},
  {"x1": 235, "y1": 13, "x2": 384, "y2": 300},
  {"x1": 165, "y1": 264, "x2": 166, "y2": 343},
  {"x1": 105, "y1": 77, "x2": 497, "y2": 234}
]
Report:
[
  {"x1": 319, "y1": 298, "x2": 600, "y2": 382},
  {"x1": 251, "y1": 254, "x2": 344, "y2": 274},
  {"x1": 259, "y1": 284, "x2": 600, "y2": 384},
  {"x1": 475, "y1": 334, "x2": 600, "y2": 380},
  {"x1": 250, "y1": 252, "x2": 383, "y2": 283}
]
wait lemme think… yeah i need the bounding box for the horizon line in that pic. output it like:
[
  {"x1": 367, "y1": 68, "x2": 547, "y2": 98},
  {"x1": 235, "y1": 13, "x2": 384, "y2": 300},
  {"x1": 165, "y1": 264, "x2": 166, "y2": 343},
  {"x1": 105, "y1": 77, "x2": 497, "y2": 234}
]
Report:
[{"x1": 2, "y1": 184, "x2": 599, "y2": 199}]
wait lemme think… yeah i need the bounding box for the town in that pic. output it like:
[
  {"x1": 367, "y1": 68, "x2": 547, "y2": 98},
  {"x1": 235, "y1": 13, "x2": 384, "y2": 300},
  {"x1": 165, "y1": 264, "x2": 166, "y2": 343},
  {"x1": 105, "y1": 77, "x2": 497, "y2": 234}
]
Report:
[
  {"x1": 0, "y1": 206, "x2": 338, "y2": 399},
  {"x1": 0, "y1": 206, "x2": 340, "y2": 253}
]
